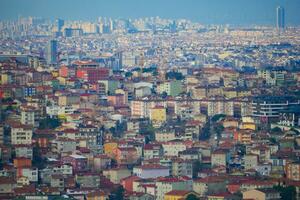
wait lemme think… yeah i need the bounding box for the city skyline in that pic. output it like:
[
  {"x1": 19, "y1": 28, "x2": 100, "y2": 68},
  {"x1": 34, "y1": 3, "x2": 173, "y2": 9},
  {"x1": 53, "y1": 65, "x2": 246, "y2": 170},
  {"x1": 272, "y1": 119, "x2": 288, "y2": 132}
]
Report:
[
  {"x1": 1, "y1": 1, "x2": 300, "y2": 199},
  {"x1": 1, "y1": 0, "x2": 300, "y2": 26}
]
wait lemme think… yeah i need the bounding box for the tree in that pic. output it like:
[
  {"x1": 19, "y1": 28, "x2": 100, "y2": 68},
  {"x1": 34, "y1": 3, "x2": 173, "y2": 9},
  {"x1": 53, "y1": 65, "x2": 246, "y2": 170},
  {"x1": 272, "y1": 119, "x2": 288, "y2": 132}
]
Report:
[
  {"x1": 274, "y1": 185, "x2": 296, "y2": 200},
  {"x1": 125, "y1": 71, "x2": 133, "y2": 78},
  {"x1": 271, "y1": 127, "x2": 282, "y2": 134},
  {"x1": 200, "y1": 120, "x2": 210, "y2": 140},
  {"x1": 211, "y1": 114, "x2": 226, "y2": 122},
  {"x1": 214, "y1": 124, "x2": 224, "y2": 137},
  {"x1": 186, "y1": 194, "x2": 200, "y2": 200},
  {"x1": 192, "y1": 160, "x2": 202, "y2": 178},
  {"x1": 109, "y1": 185, "x2": 124, "y2": 200},
  {"x1": 161, "y1": 91, "x2": 168, "y2": 99},
  {"x1": 39, "y1": 117, "x2": 61, "y2": 129},
  {"x1": 165, "y1": 71, "x2": 184, "y2": 80},
  {"x1": 32, "y1": 146, "x2": 45, "y2": 169},
  {"x1": 140, "y1": 123, "x2": 155, "y2": 141},
  {"x1": 114, "y1": 120, "x2": 127, "y2": 137}
]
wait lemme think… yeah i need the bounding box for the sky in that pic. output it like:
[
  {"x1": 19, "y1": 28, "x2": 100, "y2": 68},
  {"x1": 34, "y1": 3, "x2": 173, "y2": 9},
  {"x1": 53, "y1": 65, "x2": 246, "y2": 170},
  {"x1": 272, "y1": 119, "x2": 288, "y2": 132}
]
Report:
[{"x1": 1, "y1": 0, "x2": 300, "y2": 26}]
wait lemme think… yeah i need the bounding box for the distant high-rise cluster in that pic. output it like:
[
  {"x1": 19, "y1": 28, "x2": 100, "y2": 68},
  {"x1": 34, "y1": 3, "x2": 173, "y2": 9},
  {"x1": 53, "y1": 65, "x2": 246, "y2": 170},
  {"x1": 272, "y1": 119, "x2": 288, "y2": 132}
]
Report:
[{"x1": 276, "y1": 6, "x2": 285, "y2": 31}]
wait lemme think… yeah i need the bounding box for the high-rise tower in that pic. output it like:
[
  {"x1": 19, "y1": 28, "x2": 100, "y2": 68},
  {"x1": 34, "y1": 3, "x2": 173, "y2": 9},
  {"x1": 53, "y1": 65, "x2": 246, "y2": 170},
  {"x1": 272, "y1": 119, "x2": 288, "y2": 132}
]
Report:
[
  {"x1": 46, "y1": 40, "x2": 58, "y2": 65},
  {"x1": 276, "y1": 6, "x2": 285, "y2": 30},
  {"x1": 56, "y1": 18, "x2": 64, "y2": 32}
]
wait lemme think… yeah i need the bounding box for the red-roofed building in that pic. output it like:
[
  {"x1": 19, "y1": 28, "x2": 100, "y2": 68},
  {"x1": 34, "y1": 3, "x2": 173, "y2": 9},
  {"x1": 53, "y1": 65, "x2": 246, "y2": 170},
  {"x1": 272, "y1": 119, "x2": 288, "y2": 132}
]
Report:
[
  {"x1": 121, "y1": 175, "x2": 141, "y2": 192},
  {"x1": 76, "y1": 67, "x2": 109, "y2": 82},
  {"x1": 143, "y1": 144, "x2": 163, "y2": 159}
]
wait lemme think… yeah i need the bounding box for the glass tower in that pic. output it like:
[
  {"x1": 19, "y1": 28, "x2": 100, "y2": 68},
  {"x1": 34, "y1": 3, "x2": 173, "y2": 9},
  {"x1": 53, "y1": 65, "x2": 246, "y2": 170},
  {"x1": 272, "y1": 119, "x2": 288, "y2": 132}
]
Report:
[
  {"x1": 47, "y1": 40, "x2": 58, "y2": 65},
  {"x1": 276, "y1": 6, "x2": 285, "y2": 30}
]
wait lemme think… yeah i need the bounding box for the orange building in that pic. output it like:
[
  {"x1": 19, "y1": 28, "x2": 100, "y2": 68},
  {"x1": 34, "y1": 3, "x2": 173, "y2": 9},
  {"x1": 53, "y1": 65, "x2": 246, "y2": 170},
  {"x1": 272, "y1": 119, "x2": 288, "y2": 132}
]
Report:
[
  {"x1": 103, "y1": 142, "x2": 118, "y2": 158},
  {"x1": 59, "y1": 66, "x2": 69, "y2": 77},
  {"x1": 14, "y1": 158, "x2": 32, "y2": 168},
  {"x1": 286, "y1": 162, "x2": 300, "y2": 181},
  {"x1": 107, "y1": 94, "x2": 125, "y2": 106},
  {"x1": 86, "y1": 190, "x2": 108, "y2": 200},
  {"x1": 233, "y1": 130, "x2": 252, "y2": 144},
  {"x1": 34, "y1": 130, "x2": 56, "y2": 148}
]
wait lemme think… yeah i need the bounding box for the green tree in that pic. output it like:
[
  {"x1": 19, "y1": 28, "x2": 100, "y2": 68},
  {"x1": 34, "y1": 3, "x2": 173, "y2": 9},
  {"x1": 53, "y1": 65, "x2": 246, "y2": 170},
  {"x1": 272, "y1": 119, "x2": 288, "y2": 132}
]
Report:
[
  {"x1": 125, "y1": 71, "x2": 133, "y2": 78},
  {"x1": 214, "y1": 124, "x2": 224, "y2": 137},
  {"x1": 271, "y1": 127, "x2": 282, "y2": 133},
  {"x1": 192, "y1": 160, "x2": 202, "y2": 178},
  {"x1": 211, "y1": 114, "x2": 226, "y2": 122},
  {"x1": 186, "y1": 194, "x2": 199, "y2": 200},
  {"x1": 110, "y1": 185, "x2": 124, "y2": 200},
  {"x1": 140, "y1": 123, "x2": 155, "y2": 141},
  {"x1": 200, "y1": 119, "x2": 210, "y2": 140},
  {"x1": 32, "y1": 146, "x2": 45, "y2": 169},
  {"x1": 161, "y1": 91, "x2": 168, "y2": 99},
  {"x1": 274, "y1": 185, "x2": 296, "y2": 200},
  {"x1": 39, "y1": 117, "x2": 61, "y2": 129},
  {"x1": 165, "y1": 71, "x2": 184, "y2": 80}
]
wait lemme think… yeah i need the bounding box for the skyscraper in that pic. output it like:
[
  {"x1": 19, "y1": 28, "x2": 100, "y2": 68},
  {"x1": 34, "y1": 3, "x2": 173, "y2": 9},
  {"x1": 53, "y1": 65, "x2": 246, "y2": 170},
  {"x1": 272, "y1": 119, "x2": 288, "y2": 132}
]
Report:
[
  {"x1": 56, "y1": 18, "x2": 64, "y2": 32},
  {"x1": 276, "y1": 6, "x2": 285, "y2": 30},
  {"x1": 46, "y1": 40, "x2": 58, "y2": 65}
]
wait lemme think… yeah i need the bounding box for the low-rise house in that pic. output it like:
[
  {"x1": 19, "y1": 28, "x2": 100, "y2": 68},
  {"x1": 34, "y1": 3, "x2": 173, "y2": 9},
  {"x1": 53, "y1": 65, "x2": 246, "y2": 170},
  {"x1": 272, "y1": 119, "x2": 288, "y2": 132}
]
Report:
[
  {"x1": 193, "y1": 176, "x2": 227, "y2": 197},
  {"x1": 86, "y1": 190, "x2": 109, "y2": 200},
  {"x1": 243, "y1": 188, "x2": 281, "y2": 200},
  {"x1": 14, "y1": 157, "x2": 32, "y2": 168},
  {"x1": 211, "y1": 149, "x2": 230, "y2": 167},
  {"x1": 127, "y1": 192, "x2": 154, "y2": 200},
  {"x1": 62, "y1": 154, "x2": 88, "y2": 172},
  {"x1": 121, "y1": 175, "x2": 141, "y2": 192},
  {"x1": 155, "y1": 177, "x2": 192, "y2": 200},
  {"x1": 103, "y1": 167, "x2": 132, "y2": 184},
  {"x1": 16, "y1": 167, "x2": 38, "y2": 182},
  {"x1": 133, "y1": 164, "x2": 169, "y2": 179},
  {"x1": 114, "y1": 147, "x2": 139, "y2": 165},
  {"x1": 286, "y1": 162, "x2": 300, "y2": 181},
  {"x1": 52, "y1": 137, "x2": 77, "y2": 155},
  {"x1": 143, "y1": 144, "x2": 163, "y2": 159},
  {"x1": 179, "y1": 148, "x2": 201, "y2": 161},
  {"x1": 14, "y1": 144, "x2": 33, "y2": 159},
  {"x1": 164, "y1": 190, "x2": 200, "y2": 200},
  {"x1": 93, "y1": 154, "x2": 111, "y2": 171},
  {"x1": 240, "y1": 180, "x2": 275, "y2": 191},
  {"x1": 243, "y1": 154, "x2": 258, "y2": 170},
  {"x1": 0, "y1": 177, "x2": 16, "y2": 195},
  {"x1": 10, "y1": 123, "x2": 33, "y2": 145},
  {"x1": 250, "y1": 146, "x2": 271, "y2": 163},
  {"x1": 162, "y1": 140, "x2": 187, "y2": 157},
  {"x1": 171, "y1": 158, "x2": 193, "y2": 178},
  {"x1": 75, "y1": 172, "x2": 101, "y2": 188},
  {"x1": 155, "y1": 131, "x2": 176, "y2": 142},
  {"x1": 255, "y1": 163, "x2": 272, "y2": 176}
]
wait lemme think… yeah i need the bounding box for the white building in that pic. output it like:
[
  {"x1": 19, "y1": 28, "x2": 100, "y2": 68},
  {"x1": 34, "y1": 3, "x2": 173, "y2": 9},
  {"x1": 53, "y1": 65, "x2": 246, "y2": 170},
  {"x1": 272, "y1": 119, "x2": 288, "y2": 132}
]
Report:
[
  {"x1": 155, "y1": 177, "x2": 192, "y2": 200},
  {"x1": 133, "y1": 164, "x2": 169, "y2": 179},
  {"x1": 11, "y1": 124, "x2": 32, "y2": 145}
]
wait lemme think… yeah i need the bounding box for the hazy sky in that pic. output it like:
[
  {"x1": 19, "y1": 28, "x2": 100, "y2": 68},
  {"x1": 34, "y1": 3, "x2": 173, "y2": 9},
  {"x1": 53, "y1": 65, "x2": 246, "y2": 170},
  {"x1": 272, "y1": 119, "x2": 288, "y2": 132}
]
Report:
[{"x1": 1, "y1": 0, "x2": 300, "y2": 25}]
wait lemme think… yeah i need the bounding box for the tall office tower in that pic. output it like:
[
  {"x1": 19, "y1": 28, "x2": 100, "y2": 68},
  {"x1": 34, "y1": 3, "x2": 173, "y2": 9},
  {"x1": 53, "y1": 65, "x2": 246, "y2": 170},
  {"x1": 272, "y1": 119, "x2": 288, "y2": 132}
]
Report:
[
  {"x1": 276, "y1": 6, "x2": 285, "y2": 30},
  {"x1": 56, "y1": 18, "x2": 64, "y2": 32},
  {"x1": 46, "y1": 40, "x2": 58, "y2": 65},
  {"x1": 109, "y1": 18, "x2": 114, "y2": 32}
]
